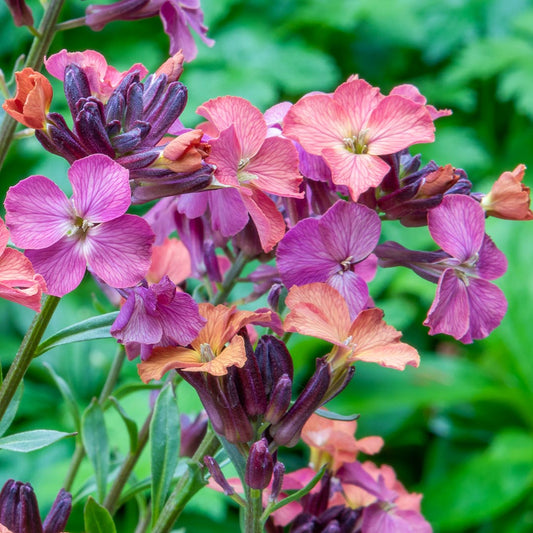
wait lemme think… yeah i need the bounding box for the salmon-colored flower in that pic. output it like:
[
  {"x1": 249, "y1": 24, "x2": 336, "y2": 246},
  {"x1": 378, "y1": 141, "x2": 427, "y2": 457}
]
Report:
[
  {"x1": 158, "y1": 129, "x2": 210, "y2": 173},
  {"x1": 138, "y1": 304, "x2": 272, "y2": 379},
  {"x1": 481, "y1": 164, "x2": 533, "y2": 220},
  {"x1": 2, "y1": 68, "x2": 53, "y2": 129},
  {"x1": 146, "y1": 237, "x2": 191, "y2": 285},
  {"x1": 284, "y1": 282, "x2": 419, "y2": 371},
  {"x1": 0, "y1": 217, "x2": 46, "y2": 312}
]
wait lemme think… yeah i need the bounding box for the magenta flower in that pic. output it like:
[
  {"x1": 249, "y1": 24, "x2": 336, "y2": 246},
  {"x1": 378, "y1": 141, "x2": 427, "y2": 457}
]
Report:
[
  {"x1": 377, "y1": 194, "x2": 508, "y2": 343},
  {"x1": 283, "y1": 78, "x2": 436, "y2": 201},
  {"x1": 4, "y1": 154, "x2": 155, "y2": 297},
  {"x1": 111, "y1": 276, "x2": 206, "y2": 360},
  {"x1": 277, "y1": 200, "x2": 380, "y2": 318}
]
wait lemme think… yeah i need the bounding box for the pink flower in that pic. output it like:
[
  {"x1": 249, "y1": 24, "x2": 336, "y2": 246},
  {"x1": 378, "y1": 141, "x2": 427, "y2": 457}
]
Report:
[
  {"x1": 4, "y1": 154, "x2": 155, "y2": 297},
  {"x1": 0, "y1": 217, "x2": 46, "y2": 312},
  {"x1": 44, "y1": 49, "x2": 148, "y2": 101},
  {"x1": 283, "y1": 78, "x2": 436, "y2": 201}
]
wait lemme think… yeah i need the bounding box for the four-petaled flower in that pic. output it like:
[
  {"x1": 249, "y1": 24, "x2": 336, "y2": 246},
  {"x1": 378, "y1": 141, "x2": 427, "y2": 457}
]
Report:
[{"x1": 4, "y1": 154, "x2": 155, "y2": 297}]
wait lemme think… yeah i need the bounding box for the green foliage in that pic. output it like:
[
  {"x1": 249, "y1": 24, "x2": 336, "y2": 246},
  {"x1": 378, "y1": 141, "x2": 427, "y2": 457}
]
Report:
[
  {"x1": 0, "y1": 429, "x2": 76, "y2": 452},
  {"x1": 84, "y1": 496, "x2": 117, "y2": 533}
]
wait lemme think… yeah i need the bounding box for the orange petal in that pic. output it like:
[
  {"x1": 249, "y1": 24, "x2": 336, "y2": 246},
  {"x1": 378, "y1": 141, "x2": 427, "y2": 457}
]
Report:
[{"x1": 137, "y1": 346, "x2": 200, "y2": 382}]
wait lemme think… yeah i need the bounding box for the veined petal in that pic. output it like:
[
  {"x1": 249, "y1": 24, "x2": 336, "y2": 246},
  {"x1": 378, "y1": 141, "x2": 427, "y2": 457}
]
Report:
[
  {"x1": 197, "y1": 96, "x2": 267, "y2": 157},
  {"x1": 285, "y1": 283, "x2": 351, "y2": 345},
  {"x1": 185, "y1": 335, "x2": 247, "y2": 375},
  {"x1": 322, "y1": 148, "x2": 390, "y2": 201},
  {"x1": 424, "y1": 269, "x2": 470, "y2": 341},
  {"x1": 318, "y1": 201, "x2": 381, "y2": 263},
  {"x1": 208, "y1": 188, "x2": 249, "y2": 237},
  {"x1": 277, "y1": 217, "x2": 338, "y2": 288},
  {"x1": 241, "y1": 188, "x2": 286, "y2": 252},
  {"x1": 85, "y1": 214, "x2": 154, "y2": 288},
  {"x1": 366, "y1": 95, "x2": 435, "y2": 154},
  {"x1": 476, "y1": 235, "x2": 507, "y2": 280},
  {"x1": 138, "y1": 346, "x2": 200, "y2": 382},
  {"x1": 25, "y1": 237, "x2": 86, "y2": 296},
  {"x1": 207, "y1": 125, "x2": 241, "y2": 187},
  {"x1": 283, "y1": 93, "x2": 350, "y2": 156},
  {"x1": 348, "y1": 308, "x2": 419, "y2": 370},
  {"x1": 4, "y1": 175, "x2": 73, "y2": 249},
  {"x1": 0, "y1": 218, "x2": 10, "y2": 253},
  {"x1": 244, "y1": 135, "x2": 302, "y2": 198},
  {"x1": 69, "y1": 154, "x2": 131, "y2": 222},
  {"x1": 353, "y1": 254, "x2": 378, "y2": 283},
  {"x1": 328, "y1": 270, "x2": 369, "y2": 321},
  {"x1": 428, "y1": 195, "x2": 485, "y2": 261}
]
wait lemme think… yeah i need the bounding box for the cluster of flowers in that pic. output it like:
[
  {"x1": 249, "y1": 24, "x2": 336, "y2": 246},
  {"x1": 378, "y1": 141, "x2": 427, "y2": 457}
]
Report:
[{"x1": 1, "y1": 40, "x2": 531, "y2": 531}]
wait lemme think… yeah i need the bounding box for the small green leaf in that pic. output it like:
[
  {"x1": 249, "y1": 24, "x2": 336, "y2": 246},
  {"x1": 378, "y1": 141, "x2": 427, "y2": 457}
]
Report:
[
  {"x1": 35, "y1": 311, "x2": 119, "y2": 356},
  {"x1": 44, "y1": 363, "x2": 81, "y2": 432},
  {"x1": 108, "y1": 397, "x2": 138, "y2": 451},
  {"x1": 0, "y1": 429, "x2": 76, "y2": 452},
  {"x1": 150, "y1": 383, "x2": 180, "y2": 525},
  {"x1": 82, "y1": 399, "x2": 109, "y2": 502},
  {"x1": 84, "y1": 496, "x2": 116, "y2": 533},
  {"x1": 0, "y1": 383, "x2": 23, "y2": 438},
  {"x1": 315, "y1": 408, "x2": 360, "y2": 422},
  {"x1": 113, "y1": 382, "x2": 162, "y2": 400}
]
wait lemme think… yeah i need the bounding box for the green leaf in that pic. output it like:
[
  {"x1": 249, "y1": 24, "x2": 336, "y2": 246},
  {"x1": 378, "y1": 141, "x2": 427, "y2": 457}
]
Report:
[
  {"x1": 108, "y1": 397, "x2": 138, "y2": 451},
  {"x1": 314, "y1": 408, "x2": 360, "y2": 422},
  {"x1": 0, "y1": 429, "x2": 76, "y2": 452},
  {"x1": 112, "y1": 382, "x2": 162, "y2": 400},
  {"x1": 84, "y1": 496, "x2": 116, "y2": 533},
  {"x1": 81, "y1": 399, "x2": 109, "y2": 502},
  {"x1": 423, "y1": 430, "x2": 533, "y2": 529},
  {"x1": 0, "y1": 383, "x2": 23, "y2": 438},
  {"x1": 35, "y1": 311, "x2": 119, "y2": 356},
  {"x1": 44, "y1": 363, "x2": 81, "y2": 432},
  {"x1": 150, "y1": 383, "x2": 180, "y2": 525}
]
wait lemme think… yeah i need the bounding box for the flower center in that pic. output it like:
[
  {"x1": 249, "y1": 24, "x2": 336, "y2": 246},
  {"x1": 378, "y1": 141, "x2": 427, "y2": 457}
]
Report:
[
  {"x1": 67, "y1": 215, "x2": 95, "y2": 238},
  {"x1": 237, "y1": 157, "x2": 257, "y2": 184},
  {"x1": 343, "y1": 129, "x2": 370, "y2": 154},
  {"x1": 199, "y1": 343, "x2": 216, "y2": 363},
  {"x1": 337, "y1": 256, "x2": 353, "y2": 275}
]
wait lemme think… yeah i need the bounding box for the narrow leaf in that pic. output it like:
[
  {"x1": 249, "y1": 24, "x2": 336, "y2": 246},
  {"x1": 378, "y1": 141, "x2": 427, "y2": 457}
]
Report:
[
  {"x1": 315, "y1": 408, "x2": 360, "y2": 421},
  {"x1": 113, "y1": 382, "x2": 162, "y2": 400},
  {"x1": 44, "y1": 363, "x2": 81, "y2": 432},
  {"x1": 84, "y1": 496, "x2": 116, "y2": 533},
  {"x1": 81, "y1": 399, "x2": 109, "y2": 502},
  {"x1": 150, "y1": 383, "x2": 180, "y2": 525},
  {"x1": 35, "y1": 311, "x2": 119, "y2": 356},
  {"x1": 0, "y1": 383, "x2": 23, "y2": 438},
  {"x1": 0, "y1": 429, "x2": 76, "y2": 452},
  {"x1": 108, "y1": 397, "x2": 138, "y2": 451}
]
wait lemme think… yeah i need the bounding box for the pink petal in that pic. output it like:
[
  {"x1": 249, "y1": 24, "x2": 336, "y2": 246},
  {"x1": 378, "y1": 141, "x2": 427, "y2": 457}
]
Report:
[
  {"x1": 0, "y1": 218, "x2": 9, "y2": 252},
  {"x1": 197, "y1": 96, "x2": 267, "y2": 157},
  {"x1": 45, "y1": 49, "x2": 107, "y2": 81},
  {"x1": 176, "y1": 191, "x2": 208, "y2": 219},
  {"x1": 244, "y1": 135, "x2": 302, "y2": 198},
  {"x1": 160, "y1": 0, "x2": 198, "y2": 60},
  {"x1": 424, "y1": 269, "x2": 470, "y2": 341},
  {"x1": 322, "y1": 148, "x2": 390, "y2": 201},
  {"x1": 207, "y1": 125, "x2": 241, "y2": 187},
  {"x1": 85, "y1": 215, "x2": 154, "y2": 288},
  {"x1": 476, "y1": 235, "x2": 507, "y2": 280},
  {"x1": 208, "y1": 188, "x2": 249, "y2": 237},
  {"x1": 428, "y1": 195, "x2": 485, "y2": 261},
  {"x1": 367, "y1": 95, "x2": 435, "y2": 154},
  {"x1": 328, "y1": 270, "x2": 369, "y2": 320},
  {"x1": 25, "y1": 237, "x2": 87, "y2": 297},
  {"x1": 4, "y1": 175, "x2": 73, "y2": 249},
  {"x1": 283, "y1": 93, "x2": 350, "y2": 155},
  {"x1": 241, "y1": 189, "x2": 286, "y2": 253},
  {"x1": 264, "y1": 101, "x2": 292, "y2": 127},
  {"x1": 333, "y1": 78, "x2": 385, "y2": 133},
  {"x1": 354, "y1": 254, "x2": 378, "y2": 282},
  {"x1": 69, "y1": 154, "x2": 131, "y2": 222}
]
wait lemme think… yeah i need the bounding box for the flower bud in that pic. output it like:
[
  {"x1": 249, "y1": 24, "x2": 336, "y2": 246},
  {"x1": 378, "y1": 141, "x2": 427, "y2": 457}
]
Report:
[
  {"x1": 264, "y1": 373, "x2": 292, "y2": 425},
  {"x1": 255, "y1": 336, "x2": 293, "y2": 397},
  {"x1": 245, "y1": 438, "x2": 274, "y2": 490},
  {"x1": 204, "y1": 456, "x2": 235, "y2": 496},
  {"x1": 269, "y1": 461, "x2": 285, "y2": 503},
  {"x1": 180, "y1": 412, "x2": 208, "y2": 458}
]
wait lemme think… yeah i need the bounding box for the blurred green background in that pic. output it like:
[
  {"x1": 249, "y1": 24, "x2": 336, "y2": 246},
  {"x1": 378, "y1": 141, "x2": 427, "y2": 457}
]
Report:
[{"x1": 2, "y1": 0, "x2": 533, "y2": 531}]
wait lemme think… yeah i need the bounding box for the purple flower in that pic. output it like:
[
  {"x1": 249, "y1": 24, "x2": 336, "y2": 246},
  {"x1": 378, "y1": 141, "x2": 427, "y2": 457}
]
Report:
[
  {"x1": 377, "y1": 194, "x2": 507, "y2": 343},
  {"x1": 276, "y1": 200, "x2": 381, "y2": 319},
  {"x1": 111, "y1": 276, "x2": 206, "y2": 360},
  {"x1": 4, "y1": 154, "x2": 155, "y2": 297}
]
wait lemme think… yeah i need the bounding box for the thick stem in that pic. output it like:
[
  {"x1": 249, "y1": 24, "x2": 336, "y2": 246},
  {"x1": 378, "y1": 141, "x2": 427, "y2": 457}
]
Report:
[
  {"x1": 151, "y1": 430, "x2": 220, "y2": 533},
  {"x1": 244, "y1": 489, "x2": 263, "y2": 533},
  {"x1": 0, "y1": 0, "x2": 66, "y2": 170},
  {"x1": 0, "y1": 295, "x2": 60, "y2": 422},
  {"x1": 211, "y1": 252, "x2": 249, "y2": 306}
]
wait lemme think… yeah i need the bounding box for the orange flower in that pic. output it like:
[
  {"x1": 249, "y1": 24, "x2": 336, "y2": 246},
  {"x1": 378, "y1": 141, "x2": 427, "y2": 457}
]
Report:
[
  {"x1": 417, "y1": 164, "x2": 459, "y2": 197},
  {"x1": 2, "y1": 68, "x2": 53, "y2": 129},
  {"x1": 138, "y1": 304, "x2": 271, "y2": 380},
  {"x1": 146, "y1": 237, "x2": 191, "y2": 285},
  {"x1": 284, "y1": 283, "x2": 419, "y2": 371},
  {"x1": 159, "y1": 129, "x2": 210, "y2": 173},
  {"x1": 481, "y1": 164, "x2": 533, "y2": 220}
]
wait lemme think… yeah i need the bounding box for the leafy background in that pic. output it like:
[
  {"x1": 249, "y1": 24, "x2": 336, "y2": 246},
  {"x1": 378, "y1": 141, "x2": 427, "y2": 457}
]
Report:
[{"x1": 1, "y1": 0, "x2": 533, "y2": 531}]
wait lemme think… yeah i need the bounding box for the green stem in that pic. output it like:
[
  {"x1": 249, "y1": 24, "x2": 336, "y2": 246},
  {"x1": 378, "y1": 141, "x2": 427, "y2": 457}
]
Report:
[
  {"x1": 63, "y1": 443, "x2": 84, "y2": 491},
  {"x1": 211, "y1": 251, "x2": 249, "y2": 306},
  {"x1": 151, "y1": 430, "x2": 220, "y2": 533},
  {"x1": 0, "y1": 295, "x2": 60, "y2": 422},
  {"x1": 244, "y1": 488, "x2": 263, "y2": 533},
  {"x1": 103, "y1": 410, "x2": 153, "y2": 514},
  {"x1": 55, "y1": 16, "x2": 87, "y2": 32},
  {"x1": 0, "y1": 0, "x2": 65, "y2": 170}
]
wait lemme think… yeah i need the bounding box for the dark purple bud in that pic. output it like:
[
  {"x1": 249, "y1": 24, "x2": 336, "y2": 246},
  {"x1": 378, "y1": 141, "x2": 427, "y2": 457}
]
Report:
[
  {"x1": 85, "y1": 0, "x2": 151, "y2": 31},
  {"x1": 142, "y1": 74, "x2": 168, "y2": 116},
  {"x1": 269, "y1": 461, "x2": 285, "y2": 503},
  {"x1": 306, "y1": 179, "x2": 338, "y2": 217},
  {"x1": 105, "y1": 92, "x2": 126, "y2": 124},
  {"x1": 180, "y1": 412, "x2": 208, "y2": 458},
  {"x1": 204, "y1": 456, "x2": 235, "y2": 496},
  {"x1": 203, "y1": 240, "x2": 222, "y2": 283},
  {"x1": 106, "y1": 119, "x2": 122, "y2": 138},
  {"x1": 38, "y1": 112, "x2": 89, "y2": 162},
  {"x1": 255, "y1": 336, "x2": 293, "y2": 397},
  {"x1": 379, "y1": 153, "x2": 402, "y2": 193},
  {"x1": 110, "y1": 122, "x2": 150, "y2": 153},
  {"x1": 245, "y1": 438, "x2": 274, "y2": 490},
  {"x1": 125, "y1": 82, "x2": 145, "y2": 130},
  {"x1": 75, "y1": 99, "x2": 115, "y2": 157},
  {"x1": 321, "y1": 521, "x2": 341, "y2": 533},
  {"x1": 5, "y1": 0, "x2": 34, "y2": 27},
  {"x1": 42, "y1": 489, "x2": 72, "y2": 533},
  {"x1": 270, "y1": 358, "x2": 330, "y2": 448},
  {"x1": 64, "y1": 64, "x2": 91, "y2": 118},
  {"x1": 0, "y1": 479, "x2": 43, "y2": 533},
  {"x1": 116, "y1": 149, "x2": 159, "y2": 169},
  {"x1": 399, "y1": 150, "x2": 422, "y2": 177},
  {"x1": 322, "y1": 366, "x2": 355, "y2": 405},
  {"x1": 302, "y1": 473, "x2": 331, "y2": 518},
  {"x1": 267, "y1": 282, "x2": 283, "y2": 313},
  {"x1": 264, "y1": 373, "x2": 292, "y2": 424},
  {"x1": 222, "y1": 372, "x2": 255, "y2": 443}
]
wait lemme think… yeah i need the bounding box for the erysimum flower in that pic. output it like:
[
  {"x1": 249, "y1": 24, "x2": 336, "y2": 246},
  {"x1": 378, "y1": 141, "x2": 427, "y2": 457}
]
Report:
[
  {"x1": 2, "y1": 68, "x2": 53, "y2": 129},
  {"x1": 4, "y1": 154, "x2": 155, "y2": 297},
  {"x1": 284, "y1": 282, "x2": 419, "y2": 371},
  {"x1": 283, "y1": 78, "x2": 436, "y2": 200},
  {"x1": 0, "y1": 217, "x2": 46, "y2": 312},
  {"x1": 277, "y1": 200, "x2": 380, "y2": 318}
]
